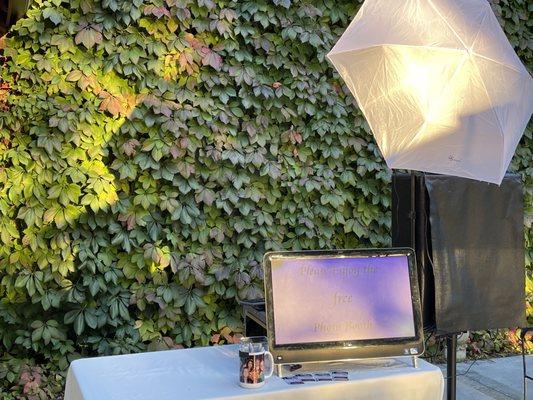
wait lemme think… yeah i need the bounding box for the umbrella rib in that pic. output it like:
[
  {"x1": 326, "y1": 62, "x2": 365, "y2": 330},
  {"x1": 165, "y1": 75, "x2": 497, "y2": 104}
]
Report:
[
  {"x1": 469, "y1": 7, "x2": 489, "y2": 53},
  {"x1": 391, "y1": 120, "x2": 427, "y2": 164},
  {"x1": 467, "y1": 7, "x2": 526, "y2": 76},
  {"x1": 470, "y1": 53, "x2": 526, "y2": 76},
  {"x1": 427, "y1": 0, "x2": 468, "y2": 50}
]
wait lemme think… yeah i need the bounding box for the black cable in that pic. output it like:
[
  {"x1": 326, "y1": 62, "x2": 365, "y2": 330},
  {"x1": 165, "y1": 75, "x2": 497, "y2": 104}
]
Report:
[
  {"x1": 458, "y1": 359, "x2": 478, "y2": 377},
  {"x1": 443, "y1": 359, "x2": 478, "y2": 380},
  {"x1": 423, "y1": 331, "x2": 441, "y2": 360}
]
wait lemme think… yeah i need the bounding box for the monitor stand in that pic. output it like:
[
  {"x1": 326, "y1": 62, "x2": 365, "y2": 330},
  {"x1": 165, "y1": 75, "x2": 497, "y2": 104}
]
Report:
[{"x1": 275, "y1": 356, "x2": 419, "y2": 378}]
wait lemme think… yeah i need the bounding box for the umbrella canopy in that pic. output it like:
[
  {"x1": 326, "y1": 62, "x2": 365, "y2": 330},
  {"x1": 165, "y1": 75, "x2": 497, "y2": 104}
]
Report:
[{"x1": 328, "y1": 0, "x2": 533, "y2": 184}]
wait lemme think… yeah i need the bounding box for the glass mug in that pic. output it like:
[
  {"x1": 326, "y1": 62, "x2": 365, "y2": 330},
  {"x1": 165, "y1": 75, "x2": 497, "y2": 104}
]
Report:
[{"x1": 238, "y1": 336, "x2": 274, "y2": 388}]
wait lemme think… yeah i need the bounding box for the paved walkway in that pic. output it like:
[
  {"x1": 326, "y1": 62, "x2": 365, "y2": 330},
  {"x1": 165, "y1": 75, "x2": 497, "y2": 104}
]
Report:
[{"x1": 440, "y1": 355, "x2": 531, "y2": 400}]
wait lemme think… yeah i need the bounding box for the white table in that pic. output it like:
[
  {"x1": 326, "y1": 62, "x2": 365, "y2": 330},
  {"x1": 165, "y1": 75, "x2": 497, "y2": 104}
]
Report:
[{"x1": 65, "y1": 345, "x2": 444, "y2": 400}]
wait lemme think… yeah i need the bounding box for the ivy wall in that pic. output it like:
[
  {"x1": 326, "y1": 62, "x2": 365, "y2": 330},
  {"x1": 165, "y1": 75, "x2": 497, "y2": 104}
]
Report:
[{"x1": 0, "y1": 0, "x2": 531, "y2": 396}]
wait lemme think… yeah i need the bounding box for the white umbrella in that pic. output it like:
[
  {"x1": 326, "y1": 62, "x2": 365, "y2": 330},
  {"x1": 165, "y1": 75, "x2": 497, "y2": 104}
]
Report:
[{"x1": 328, "y1": 0, "x2": 533, "y2": 184}]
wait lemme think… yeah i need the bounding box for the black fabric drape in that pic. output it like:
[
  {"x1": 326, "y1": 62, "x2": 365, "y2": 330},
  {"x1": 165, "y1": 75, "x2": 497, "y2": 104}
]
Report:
[
  {"x1": 392, "y1": 173, "x2": 526, "y2": 333},
  {"x1": 425, "y1": 174, "x2": 525, "y2": 332}
]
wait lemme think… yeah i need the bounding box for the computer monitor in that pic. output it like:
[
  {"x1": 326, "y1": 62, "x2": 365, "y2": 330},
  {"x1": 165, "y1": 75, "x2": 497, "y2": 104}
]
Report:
[{"x1": 263, "y1": 248, "x2": 424, "y2": 365}]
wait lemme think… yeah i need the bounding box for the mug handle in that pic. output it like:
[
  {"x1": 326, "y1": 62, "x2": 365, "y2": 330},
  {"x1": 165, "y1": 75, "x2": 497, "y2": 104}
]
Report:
[{"x1": 264, "y1": 351, "x2": 275, "y2": 379}]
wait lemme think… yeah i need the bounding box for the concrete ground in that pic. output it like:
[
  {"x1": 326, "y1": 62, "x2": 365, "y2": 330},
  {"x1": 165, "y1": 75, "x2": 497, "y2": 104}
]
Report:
[{"x1": 439, "y1": 355, "x2": 532, "y2": 400}]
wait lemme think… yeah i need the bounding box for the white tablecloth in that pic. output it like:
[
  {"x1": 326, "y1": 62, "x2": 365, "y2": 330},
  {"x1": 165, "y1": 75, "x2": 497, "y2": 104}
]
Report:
[{"x1": 65, "y1": 345, "x2": 444, "y2": 400}]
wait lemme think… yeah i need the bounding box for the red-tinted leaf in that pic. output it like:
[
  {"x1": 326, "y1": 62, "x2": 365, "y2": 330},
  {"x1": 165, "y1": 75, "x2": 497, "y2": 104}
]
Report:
[
  {"x1": 202, "y1": 50, "x2": 222, "y2": 70},
  {"x1": 99, "y1": 92, "x2": 123, "y2": 116},
  {"x1": 170, "y1": 145, "x2": 180, "y2": 159},
  {"x1": 184, "y1": 33, "x2": 202, "y2": 50},
  {"x1": 75, "y1": 27, "x2": 103, "y2": 49},
  {"x1": 144, "y1": 5, "x2": 170, "y2": 18},
  {"x1": 211, "y1": 333, "x2": 220, "y2": 343},
  {"x1": 123, "y1": 139, "x2": 140, "y2": 156}
]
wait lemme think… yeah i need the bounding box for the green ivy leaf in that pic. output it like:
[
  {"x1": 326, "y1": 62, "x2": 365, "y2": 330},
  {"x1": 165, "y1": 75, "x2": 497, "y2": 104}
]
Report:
[
  {"x1": 43, "y1": 8, "x2": 63, "y2": 25},
  {"x1": 74, "y1": 313, "x2": 85, "y2": 335}
]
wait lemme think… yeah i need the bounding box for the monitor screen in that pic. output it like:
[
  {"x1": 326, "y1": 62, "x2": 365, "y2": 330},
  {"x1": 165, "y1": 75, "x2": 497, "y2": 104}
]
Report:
[{"x1": 270, "y1": 254, "x2": 416, "y2": 346}]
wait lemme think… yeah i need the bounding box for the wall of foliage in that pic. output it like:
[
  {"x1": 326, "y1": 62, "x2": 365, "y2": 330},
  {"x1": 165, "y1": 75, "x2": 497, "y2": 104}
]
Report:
[{"x1": 0, "y1": 0, "x2": 530, "y2": 397}]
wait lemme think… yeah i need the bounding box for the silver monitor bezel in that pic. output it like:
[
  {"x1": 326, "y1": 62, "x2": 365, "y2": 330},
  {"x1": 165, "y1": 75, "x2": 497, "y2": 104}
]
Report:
[{"x1": 263, "y1": 248, "x2": 424, "y2": 365}]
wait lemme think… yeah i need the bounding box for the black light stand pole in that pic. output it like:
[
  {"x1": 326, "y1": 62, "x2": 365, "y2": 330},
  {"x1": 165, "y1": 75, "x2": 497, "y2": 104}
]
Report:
[{"x1": 446, "y1": 334, "x2": 458, "y2": 400}]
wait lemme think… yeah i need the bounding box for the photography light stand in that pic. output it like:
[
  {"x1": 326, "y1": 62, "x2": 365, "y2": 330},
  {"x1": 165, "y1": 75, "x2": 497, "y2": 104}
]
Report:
[{"x1": 446, "y1": 334, "x2": 457, "y2": 400}]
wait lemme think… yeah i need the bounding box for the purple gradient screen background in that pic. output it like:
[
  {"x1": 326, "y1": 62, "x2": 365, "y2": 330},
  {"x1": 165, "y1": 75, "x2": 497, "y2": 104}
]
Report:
[{"x1": 271, "y1": 255, "x2": 416, "y2": 345}]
